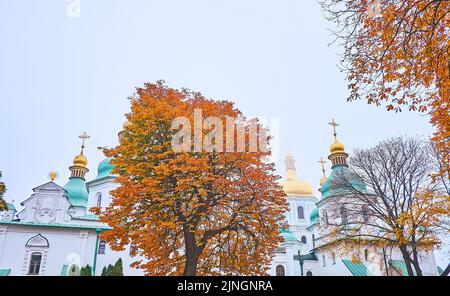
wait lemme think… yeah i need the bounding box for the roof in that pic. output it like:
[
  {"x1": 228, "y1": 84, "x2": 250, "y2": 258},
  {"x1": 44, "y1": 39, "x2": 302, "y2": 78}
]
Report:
[
  {"x1": 88, "y1": 158, "x2": 118, "y2": 184},
  {"x1": 0, "y1": 269, "x2": 11, "y2": 276},
  {"x1": 0, "y1": 220, "x2": 111, "y2": 231},
  {"x1": 64, "y1": 177, "x2": 89, "y2": 208},
  {"x1": 437, "y1": 266, "x2": 444, "y2": 275},
  {"x1": 342, "y1": 259, "x2": 373, "y2": 276},
  {"x1": 320, "y1": 165, "x2": 369, "y2": 199},
  {"x1": 389, "y1": 260, "x2": 417, "y2": 276},
  {"x1": 302, "y1": 252, "x2": 318, "y2": 261}
]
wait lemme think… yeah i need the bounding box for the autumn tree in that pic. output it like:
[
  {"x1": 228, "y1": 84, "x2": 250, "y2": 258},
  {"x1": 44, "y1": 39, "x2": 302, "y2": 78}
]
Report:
[
  {"x1": 323, "y1": 137, "x2": 449, "y2": 276},
  {"x1": 0, "y1": 171, "x2": 6, "y2": 211},
  {"x1": 97, "y1": 81, "x2": 287, "y2": 276},
  {"x1": 320, "y1": 0, "x2": 450, "y2": 177}
]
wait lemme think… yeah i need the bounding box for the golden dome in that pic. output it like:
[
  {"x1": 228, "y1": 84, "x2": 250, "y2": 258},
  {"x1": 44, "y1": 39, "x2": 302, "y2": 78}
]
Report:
[
  {"x1": 73, "y1": 153, "x2": 88, "y2": 168},
  {"x1": 319, "y1": 176, "x2": 327, "y2": 187},
  {"x1": 330, "y1": 139, "x2": 345, "y2": 154},
  {"x1": 281, "y1": 153, "x2": 314, "y2": 196}
]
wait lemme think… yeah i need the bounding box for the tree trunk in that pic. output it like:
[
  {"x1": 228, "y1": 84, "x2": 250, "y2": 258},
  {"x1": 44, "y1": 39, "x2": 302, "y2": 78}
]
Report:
[
  {"x1": 183, "y1": 226, "x2": 201, "y2": 276},
  {"x1": 399, "y1": 245, "x2": 415, "y2": 276},
  {"x1": 441, "y1": 263, "x2": 450, "y2": 276},
  {"x1": 411, "y1": 246, "x2": 423, "y2": 276}
]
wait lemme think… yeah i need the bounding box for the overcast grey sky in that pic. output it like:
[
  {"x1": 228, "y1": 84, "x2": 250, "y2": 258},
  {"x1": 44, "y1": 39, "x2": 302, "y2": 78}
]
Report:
[{"x1": 0, "y1": 0, "x2": 433, "y2": 205}]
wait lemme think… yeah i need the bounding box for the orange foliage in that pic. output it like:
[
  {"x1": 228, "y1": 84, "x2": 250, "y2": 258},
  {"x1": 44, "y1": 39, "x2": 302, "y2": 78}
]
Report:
[
  {"x1": 322, "y1": 0, "x2": 450, "y2": 175},
  {"x1": 96, "y1": 81, "x2": 287, "y2": 275}
]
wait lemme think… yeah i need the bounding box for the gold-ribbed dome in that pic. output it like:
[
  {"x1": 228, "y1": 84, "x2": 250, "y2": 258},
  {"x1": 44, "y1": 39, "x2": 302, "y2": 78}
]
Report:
[
  {"x1": 330, "y1": 139, "x2": 345, "y2": 154},
  {"x1": 281, "y1": 153, "x2": 314, "y2": 196},
  {"x1": 73, "y1": 153, "x2": 88, "y2": 168}
]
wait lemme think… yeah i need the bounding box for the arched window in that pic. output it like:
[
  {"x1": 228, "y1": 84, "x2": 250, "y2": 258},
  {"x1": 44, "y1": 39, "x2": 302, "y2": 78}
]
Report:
[
  {"x1": 98, "y1": 240, "x2": 106, "y2": 254},
  {"x1": 306, "y1": 271, "x2": 313, "y2": 276},
  {"x1": 364, "y1": 249, "x2": 369, "y2": 261},
  {"x1": 28, "y1": 252, "x2": 42, "y2": 275},
  {"x1": 297, "y1": 206, "x2": 304, "y2": 219},
  {"x1": 340, "y1": 206, "x2": 348, "y2": 224},
  {"x1": 275, "y1": 265, "x2": 285, "y2": 276},
  {"x1": 332, "y1": 252, "x2": 336, "y2": 265},
  {"x1": 322, "y1": 255, "x2": 326, "y2": 267},
  {"x1": 301, "y1": 236, "x2": 307, "y2": 244},
  {"x1": 312, "y1": 234, "x2": 316, "y2": 249},
  {"x1": 362, "y1": 206, "x2": 369, "y2": 223},
  {"x1": 96, "y1": 192, "x2": 102, "y2": 208}
]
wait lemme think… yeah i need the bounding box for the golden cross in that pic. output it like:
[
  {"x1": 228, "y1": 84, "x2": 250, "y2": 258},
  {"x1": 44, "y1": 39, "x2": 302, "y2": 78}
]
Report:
[
  {"x1": 48, "y1": 171, "x2": 58, "y2": 181},
  {"x1": 318, "y1": 157, "x2": 327, "y2": 177},
  {"x1": 328, "y1": 119, "x2": 339, "y2": 139},
  {"x1": 79, "y1": 132, "x2": 90, "y2": 151}
]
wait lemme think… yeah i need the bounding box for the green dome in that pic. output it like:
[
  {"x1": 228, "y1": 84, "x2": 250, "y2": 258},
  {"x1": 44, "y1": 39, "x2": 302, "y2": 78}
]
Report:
[
  {"x1": 64, "y1": 177, "x2": 88, "y2": 208},
  {"x1": 321, "y1": 165, "x2": 368, "y2": 199},
  {"x1": 310, "y1": 207, "x2": 319, "y2": 225},
  {"x1": 279, "y1": 229, "x2": 298, "y2": 242},
  {"x1": 96, "y1": 158, "x2": 116, "y2": 180}
]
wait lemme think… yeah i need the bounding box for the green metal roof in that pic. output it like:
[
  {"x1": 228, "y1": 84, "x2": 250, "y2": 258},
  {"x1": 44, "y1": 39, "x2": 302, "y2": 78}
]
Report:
[
  {"x1": 389, "y1": 260, "x2": 417, "y2": 276},
  {"x1": 61, "y1": 265, "x2": 68, "y2": 276},
  {"x1": 278, "y1": 229, "x2": 298, "y2": 242},
  {"x1": 437, "y1": 266, "x2": 444, "y2": 275},
  {"x1": 342, "y1": 259, "x2": 373, "y2": 276},
  {"x1": 89, "y1": 158, "x2": 118, "y2": 183},
  {"x1": 321, "y1": 165, "x2": 369, "y2": 199},
  {"x1": 64, "y1": 177, "x2": 89, "y2": 208},
  {"x1": 6, "y1": 203, "x2": 16, "y2": 211},
  {"x1": 302, "y1": 252, "x2": 318, "y2": 261},
  {"x1": 0, "y1": 220, "x2": 111, "y2": 231},
  {"x1": 0, "y1": 269, "x2": 11, "y2": 276}
]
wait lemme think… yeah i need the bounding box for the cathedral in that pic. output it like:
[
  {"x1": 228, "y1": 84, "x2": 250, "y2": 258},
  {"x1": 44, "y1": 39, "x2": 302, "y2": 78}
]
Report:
[{"x1": 0, "y1": 124, "x2": 446, "y2": 276}]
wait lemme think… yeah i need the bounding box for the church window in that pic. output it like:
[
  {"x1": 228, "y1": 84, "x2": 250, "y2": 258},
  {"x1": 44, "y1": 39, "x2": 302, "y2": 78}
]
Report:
[
  {"x1": 322, "y1": 255, "x2": 326, "y2": 267},
  {"x1": 275, "y1": 265, "x2": 285, "y2": 276},
  {"x1": 306, "y1": 271, "x2": 313, "y2": 276},
  {"x1": 98, "y1": 240, "x2": 106, "y2": 254},
  {"x1": 130, "y1": 243, "x2": 135, "y2": 255},
  {"x1": 364, "y1": 249, "x2": 369, "y2": 261},
  {"x1": 301, "y1": 235, "x2": 307, "y2": 244},
  {"x1": 297, "y1": 206, "x2": 304, "y2": 219},
  {"x1": 340, "y1": 206, "x2": 348, "y2": 224},
  {"x1": 28, "y1": 252, "x2": 42, "y2": 275},
  {"x1": 96, "y1": 192, "x2": 102, "y2": 208},
  {"x1": 332, "y1": 252, "x2": 336, "y2": 265},
  {"x1": 312, "y1": 234, "x2": 315, "y2": 248}
]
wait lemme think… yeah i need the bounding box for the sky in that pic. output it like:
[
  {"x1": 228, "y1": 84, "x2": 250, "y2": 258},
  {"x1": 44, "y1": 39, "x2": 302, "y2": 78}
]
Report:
[{"x1": 0, "y1": 0, "x2": 433, "y2": 206}]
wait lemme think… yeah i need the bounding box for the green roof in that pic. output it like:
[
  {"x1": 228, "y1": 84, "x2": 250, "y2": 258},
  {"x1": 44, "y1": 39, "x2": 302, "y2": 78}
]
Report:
[
  {"x1": 437, "y1": 266, "x2": 444, "y2": 275},
  {"x1": 302, "y1": 252, "x2": 318, "y2": 261},
  {"x1": 6, "y1": 203, "x2": 16, "y2": 211},
  {"x1": 0, "y1": 220, "x2": 111, "y2": 231},
  {"x1": 89, "y1": 158, "x2": 118, "y2": 183},
  {"x1": 321, "y1": 165, "x2": 369, "y2": 199},
  {"x1": 61, "y1": 265, "x2": 68, "y2": 276},
  {"x1": 0, "y1": 269, "x2": 11, "y2": 276},
  {"x1": 389, "y1": 260, "x2": 417, "y2": 276},
  {"x1": 64, "y1": 177, "x2": 88, "y2": 208},
  {"x1": 278, "y1": 229, "x2": 298, "y2": 242},
  {"x1": 342, "y1": 259, "x2": 373, "y2": 276}
]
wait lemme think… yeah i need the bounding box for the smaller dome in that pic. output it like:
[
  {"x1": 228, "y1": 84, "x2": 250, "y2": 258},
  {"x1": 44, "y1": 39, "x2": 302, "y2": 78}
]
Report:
[
  {"x1": 96, "y1": 158, "x2": 116, "y2": 179},
  {"x1": 73, "y1": 153, "x2": 88, "y2": 168},
  {"x1": 310, "y1": 207, "x2": 319, "y2": 225},
  {"x1": 330, "y1": 139, "x2": 345, "y2": 154},
  {"x1": 319, "y1": 176, "x2": 327, "y2": 187},
  {"x1": 279, "y1": 229, "x2": 298, "y2": 242}
]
